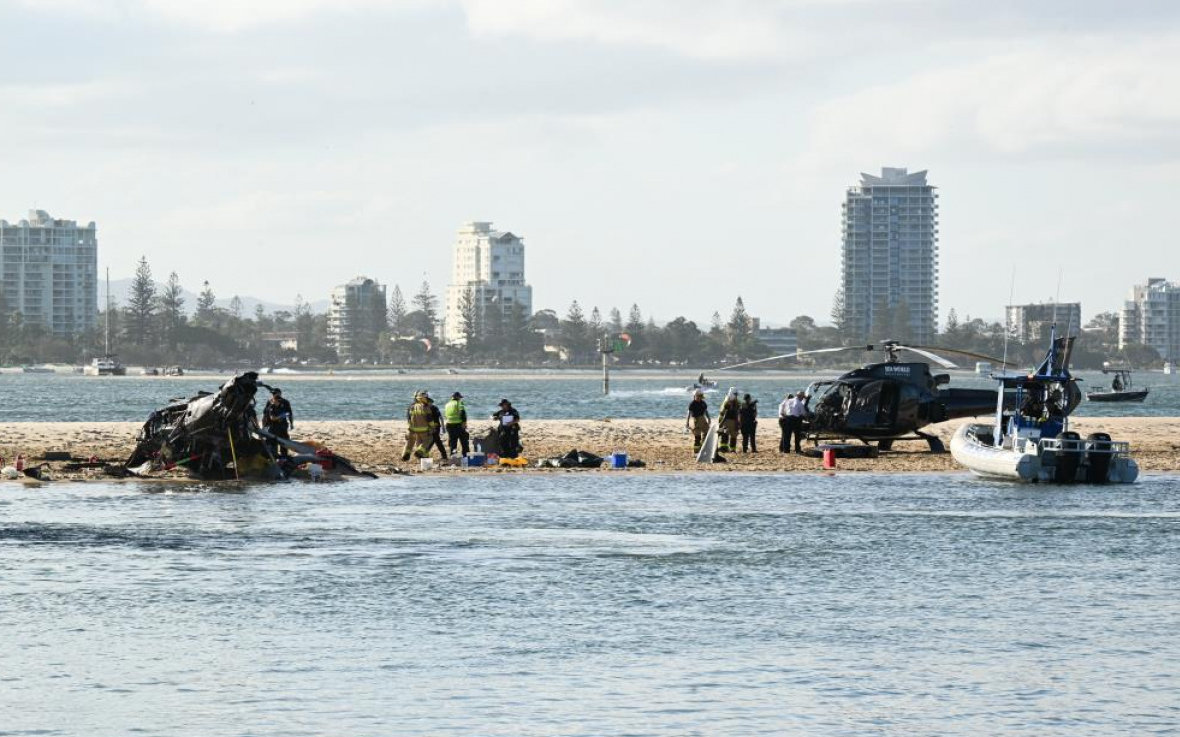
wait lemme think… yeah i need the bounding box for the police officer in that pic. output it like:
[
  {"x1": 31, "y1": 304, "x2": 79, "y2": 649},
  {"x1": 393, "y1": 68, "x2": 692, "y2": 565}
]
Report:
[
  {"x1": 492, "y1": 398, "x2": 522, "y2": 459},
  {"x1": 401, "y1": 391, "x2": 433, "y2": 462},
  {"x1": 444, "y1": 392, "x2": 470, "y2": 458},
  {"x1": 262, "y1": 388, "x2": 294, "y2": 458}
]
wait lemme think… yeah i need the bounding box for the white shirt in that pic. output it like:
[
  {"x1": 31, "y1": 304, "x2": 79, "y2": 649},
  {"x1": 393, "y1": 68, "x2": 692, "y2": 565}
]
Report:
[
  {"x1": 778, "y1": 398, "x2": 792, "y2": 419},
  {"x1": 786, "y1": 396, "x2": 808, "y2": 417}
]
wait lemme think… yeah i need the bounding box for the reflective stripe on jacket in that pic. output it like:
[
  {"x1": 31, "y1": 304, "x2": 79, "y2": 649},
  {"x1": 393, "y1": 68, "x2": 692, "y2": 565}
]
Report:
[{"x1": 407, "y1": 402, "x2": 431, "y2": 433}]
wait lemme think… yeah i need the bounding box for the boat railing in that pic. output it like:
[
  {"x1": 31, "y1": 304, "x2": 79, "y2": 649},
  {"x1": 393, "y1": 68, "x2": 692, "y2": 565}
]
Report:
[{"x1": 1038, "y1": 437, "x2": 1132, "y2": 455}]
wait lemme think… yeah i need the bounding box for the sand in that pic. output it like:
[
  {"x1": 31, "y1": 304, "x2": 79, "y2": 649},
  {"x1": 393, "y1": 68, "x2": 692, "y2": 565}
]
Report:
[{"x1": 1, "y1": 417, "x2": 1179, "y2": 481}]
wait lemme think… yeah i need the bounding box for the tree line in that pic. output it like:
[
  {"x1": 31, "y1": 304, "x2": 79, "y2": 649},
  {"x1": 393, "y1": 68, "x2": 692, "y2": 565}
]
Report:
[{"x1": 0, "y1": 256, "x2": 1167, "y2": 370}]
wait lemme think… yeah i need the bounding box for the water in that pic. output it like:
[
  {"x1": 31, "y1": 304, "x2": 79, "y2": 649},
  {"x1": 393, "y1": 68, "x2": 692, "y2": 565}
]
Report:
[
  {"x1": 2, "y1": 371, "x2": 1178, "y2": 422},
  {"x1": 3, "y1": 472, "x2": 1179, "y2": 735}
]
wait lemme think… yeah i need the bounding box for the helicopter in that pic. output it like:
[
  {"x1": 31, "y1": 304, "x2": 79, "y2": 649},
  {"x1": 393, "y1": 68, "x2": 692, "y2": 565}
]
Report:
[{"x1": 716, "y1": 341, "x2": 1004, "y2": 453}]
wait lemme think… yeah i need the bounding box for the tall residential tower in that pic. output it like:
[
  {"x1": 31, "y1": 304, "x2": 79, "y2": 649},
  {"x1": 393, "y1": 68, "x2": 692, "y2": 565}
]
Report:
[
  {"x1": 443, "y1": 222, "x2": 533, "y2": 345},
  {"x1": 840, "y1": 168, "x2": 939, "y2": 343},
  {"x1": 1120, "y1": 278, "x2": 1180, "y2": 363},
  {"x1": 0, "y1": 210, "x2": 98, "y2": 336}
]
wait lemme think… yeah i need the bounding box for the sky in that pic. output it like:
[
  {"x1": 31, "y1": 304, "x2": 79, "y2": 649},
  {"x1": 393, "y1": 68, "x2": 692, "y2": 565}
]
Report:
[{"x1": 2, "y1": 0, "x2": 1178, "y2": 327}]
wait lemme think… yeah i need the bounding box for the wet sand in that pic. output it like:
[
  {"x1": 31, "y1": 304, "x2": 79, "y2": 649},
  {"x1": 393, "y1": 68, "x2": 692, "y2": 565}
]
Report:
[{"x1": 1, "y1": 417, "x2": 1179, "y2": 480}]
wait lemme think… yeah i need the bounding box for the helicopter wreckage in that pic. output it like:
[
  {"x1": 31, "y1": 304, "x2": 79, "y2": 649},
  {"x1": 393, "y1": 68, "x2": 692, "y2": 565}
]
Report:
[{"x1": 122, "y1": 372, "x2": 373, "y2": 480}]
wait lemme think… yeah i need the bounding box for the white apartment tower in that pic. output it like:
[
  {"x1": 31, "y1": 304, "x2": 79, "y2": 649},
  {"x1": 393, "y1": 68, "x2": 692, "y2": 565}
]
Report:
[
  {"x1": 443, "y1": 222, "x2": 533, "y2": 344},
  {"x1": 328, "y1": 276, "x2": 387, "y2": 362},
  {"x1": 0, "y1": 210, "x2": 98, "y2": 336},
  {"x1": 1120, "y1": 278, "x2": 1180, "y2": 363},
  {"x1": 840, "y1": 168, "x2": 939, "y2": 343}
]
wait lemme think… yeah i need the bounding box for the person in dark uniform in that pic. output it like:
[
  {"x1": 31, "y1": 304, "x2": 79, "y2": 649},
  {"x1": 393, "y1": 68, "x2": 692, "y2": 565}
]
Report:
[
  {"x1": 262, "y1": 388, "x2": 294, "y2": 458},
  {"x1": 738, "y1": 393, "x2": 758, "y2": 453},
  {"x1": 492, "y1": 399, "x2": 522, "y2": 459},
  {"x1": 425, "y1": 393, "x2": 448, "y2": 459},
  {"x1": 686, "y1": 391, "x2": 710, "y2": 453}
]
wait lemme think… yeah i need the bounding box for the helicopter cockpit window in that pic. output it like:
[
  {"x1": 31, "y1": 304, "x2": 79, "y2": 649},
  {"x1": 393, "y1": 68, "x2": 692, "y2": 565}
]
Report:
[{"x1": 847, "y1": 380, "x2": 898, "y2": 428}]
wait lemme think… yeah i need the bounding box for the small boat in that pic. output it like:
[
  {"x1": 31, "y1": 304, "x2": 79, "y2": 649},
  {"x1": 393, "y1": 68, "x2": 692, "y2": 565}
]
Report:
[
  {"x1": 21, "y1": 365, "x2": 54, "y2": 374},
  {"x1": 1086, "y1": 364, "x2": 1149, "y2": 403},
  {"x1": 141, "y1": 367, "x2": 160, "y2": 376},
  {"x1": 951, "y1": 326, "x2": 1138, "y2": 484},
  {"x1": 164, "y1": 366, "x2": 185, "y2": 376},
  {"x1": 1165, "y1": 361, "x2": 1175, "y2": 376},
  {"x1": 687, "y1": 374, "x2": 719, "y2": 393}
]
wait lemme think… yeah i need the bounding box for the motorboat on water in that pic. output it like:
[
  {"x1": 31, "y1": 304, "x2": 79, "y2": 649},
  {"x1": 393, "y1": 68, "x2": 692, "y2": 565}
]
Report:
[
  {"x1": 950, "y1": 326, "x2": 1138, "y2": 484},
  {"x1": 1086, "y1": 364, "x2": 1149, "y2": 403},
  {"x1": 687, "y1": 374, "x2": 719, "y2": 393}
]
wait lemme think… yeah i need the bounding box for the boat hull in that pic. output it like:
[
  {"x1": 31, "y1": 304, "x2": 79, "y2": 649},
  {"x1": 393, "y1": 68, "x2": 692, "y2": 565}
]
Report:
[
  {"x1": 1086, "y1": 390, "x2": 1149, "y2": 403},
  {"x1": 951, "y1": 423, "x2": 1138, "y2": 484}
]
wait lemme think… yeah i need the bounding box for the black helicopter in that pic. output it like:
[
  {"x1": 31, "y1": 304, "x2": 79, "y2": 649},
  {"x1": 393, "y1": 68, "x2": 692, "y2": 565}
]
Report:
[{"x1": 718, "y1": 341, "x2": 1002, "y2": 452}]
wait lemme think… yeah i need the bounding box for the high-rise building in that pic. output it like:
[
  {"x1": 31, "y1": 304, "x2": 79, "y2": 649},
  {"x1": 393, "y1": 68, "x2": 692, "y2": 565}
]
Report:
[
  {"x1": 1006, "y1": 302, "x2": 1083, "y2": 342},
  {"x1": 840, "y1": 168, "x2": 939, "y2": 343},
  {"x1": 1119, "y1": 278, "x2": 1180, "y2": 362},
  {"x1": 443, "y1": 222, "x2": 533, "y2": 345},
  {"x1": 0, "y1": 209, "x2": 98, "y2": 336},
  {"x1": 327, "y1": 276, "x2": 387, "y2": 362}
]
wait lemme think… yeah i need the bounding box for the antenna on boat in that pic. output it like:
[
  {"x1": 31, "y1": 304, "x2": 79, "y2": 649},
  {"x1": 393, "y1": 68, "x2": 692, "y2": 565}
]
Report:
[{"x1": 1001, "y1": 266, "x2": 1015, "y2": 370}]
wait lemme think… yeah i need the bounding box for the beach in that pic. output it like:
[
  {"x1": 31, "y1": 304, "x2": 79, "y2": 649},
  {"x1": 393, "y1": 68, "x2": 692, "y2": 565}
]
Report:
[{"x1": 2, "y1": 416, "x2": 1179, "y2": 479}]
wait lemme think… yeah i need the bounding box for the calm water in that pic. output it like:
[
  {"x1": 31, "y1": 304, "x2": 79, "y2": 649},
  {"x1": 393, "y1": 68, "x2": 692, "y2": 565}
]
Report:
[
  {"x1": 2, "y1": 371, "x2": 1178, "y2": 422},
  {"x1": 3, "y1": 472, "x2": 1179, "y2": 736}
]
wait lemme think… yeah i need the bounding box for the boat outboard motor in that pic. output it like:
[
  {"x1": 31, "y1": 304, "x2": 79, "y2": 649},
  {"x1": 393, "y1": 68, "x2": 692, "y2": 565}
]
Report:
[
  {"x1": 1086, "y1": 432, "x2": 1113, "y2": 484},
  {"x1": 1054, "y1": 431, "x2": 1082, "y2": 483}
]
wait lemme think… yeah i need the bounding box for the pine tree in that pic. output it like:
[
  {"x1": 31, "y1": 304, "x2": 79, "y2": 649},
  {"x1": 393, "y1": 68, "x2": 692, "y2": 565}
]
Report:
[
  {"x1": 388, "y1": 285, "x2": 407, "y2": 336},
  {"x1": 830, "y1": 287, "x2": 848, "y2": 340},
  {"x1": 589, "y1": 306, "x2": 604, "y2": 340},
  {"x1": 726, "y1": 296, "x2": 752, "y2": 354},
  {"x1": 460, "y1": 287, "x2": 480, "y2": 353},
  {"x1": 124, "y1": 256, "x2": 158, "y2": 347},
  {"x1": 229, "y1": 296, "x2": 243, "y2": 320},
  {"x1": 562, "y1": 300, "x2": 588, "y2": 361},
  {"x1": 159, "y1": 271, "x2": 186, "y2": 348},
  {"x1": 196, "y1": 281, "x2": 216, "y2": 326},
  {"x1": 412, "y1": 281, "x2": 438, "y2": 340},
  {"x1": 608, "y1": 307, "x2": 623, "y2": 333}
]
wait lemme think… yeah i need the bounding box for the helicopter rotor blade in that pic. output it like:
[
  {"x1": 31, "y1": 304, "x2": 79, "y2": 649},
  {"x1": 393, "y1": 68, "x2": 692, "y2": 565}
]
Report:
[
  {"x1": 906, "y1": 345, "x2": 1011, "y2": 367},
  {"x1": 892, "y1": 345, "x2": 958, "y2": 369},
  {"x1": 715, "y1": 346, "x2": 867, "y2": 371}
]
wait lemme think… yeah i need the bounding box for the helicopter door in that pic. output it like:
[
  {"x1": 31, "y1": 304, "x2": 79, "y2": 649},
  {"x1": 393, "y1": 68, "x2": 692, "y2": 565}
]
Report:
[{"x1": 846, "y1": 381, "x2": 897, "y2": 429}]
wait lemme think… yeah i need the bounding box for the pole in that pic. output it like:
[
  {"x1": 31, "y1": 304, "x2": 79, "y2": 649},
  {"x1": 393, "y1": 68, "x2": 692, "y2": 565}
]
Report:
[{"x1": 602, "y1": 349, "x2": 610, "y2": 395}]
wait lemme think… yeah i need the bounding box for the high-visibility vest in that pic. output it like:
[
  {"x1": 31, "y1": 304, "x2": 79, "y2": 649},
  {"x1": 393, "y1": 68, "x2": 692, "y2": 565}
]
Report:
[
  {"x1": 408, "y1": 402, "x2": 431, "y2": 433},
  {"x1": 444, "y1": 399, "x2": 466, "y2": 424}
]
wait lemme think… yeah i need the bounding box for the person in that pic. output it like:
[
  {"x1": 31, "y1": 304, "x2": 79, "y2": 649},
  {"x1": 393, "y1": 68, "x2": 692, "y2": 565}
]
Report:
[
  {"x1": 685, "y1": 391, "x2": 710, "y2": 453},
  {"x1": 425, "y1": 393, "x2": 448, "y2": 459},
  {"x1": 492, "y1": 398, "x2": 522, "y2": 459},
  {"x1": 1021, "y1": 383, "x2": 1046, "y2": 423},
  {"x1": 784, "y1": 390, "x2": 808, "y2": 453},
  {"x1": 717, "y1": 388, "x2": 741, "y2": 453},
  {"x1": 739, "y1": 393, "x2": 758, "y2": 452},
  {"x1": 1112, "y1": 373, "x2": 1124, "y2": 392},
  {"x1": 262, "y1": 388, "x2": 294, "y2": 458},
  {"x1": 401, "y1": 391, "x2": 433, "y2": 462},
  {"x1": 777, "y1": 393, "x2": 792, "y2": 453},
  {"x1": 444, "y1": 391, "x2": 470, "y2": 458}
]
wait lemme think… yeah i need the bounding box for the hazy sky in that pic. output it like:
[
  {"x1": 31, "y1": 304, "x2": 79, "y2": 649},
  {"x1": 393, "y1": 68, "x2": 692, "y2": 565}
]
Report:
[{"x1": 3, "y1": 0, "x2": 1178, "y2": 326}]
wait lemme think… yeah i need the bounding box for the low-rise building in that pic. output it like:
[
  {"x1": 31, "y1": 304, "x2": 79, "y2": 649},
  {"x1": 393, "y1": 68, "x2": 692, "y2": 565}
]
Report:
[{"x1": 1006, "y1": 302, "x2": 1082, "y2": 343}]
